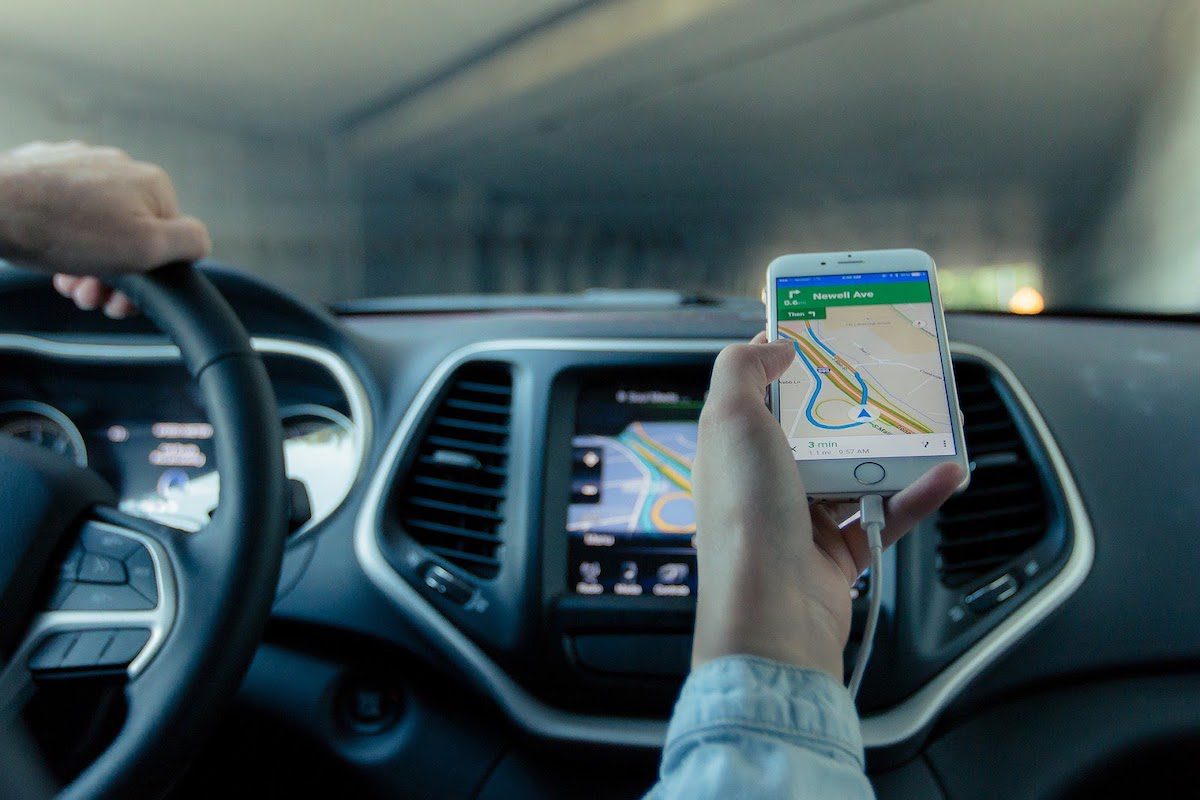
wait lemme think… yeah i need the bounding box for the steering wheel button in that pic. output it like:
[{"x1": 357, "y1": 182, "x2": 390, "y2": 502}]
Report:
[
  {"x1": 46, "y1": 580, "x2": 76, "y2": 610},
  {"x1": 95, "y1": 628, "x2": 152, "y2": 668},
  {"x1": 125, "y1": 549, "x2": 158, "y2": 604},
  {"x1": 78, "y1": 553, "x2": 127, "y2": 585},
  {"x1": 58, "y1": 584, "x2": 154, "y2": 612},
  {"x1": 80, "y1": 523, "x2": 139, "y2": 560},
  {"x1": 60, "y1": 546, "x2": 84, "y2": 581},
  {"x1": 59, "y1": 630, "x2": 115, "y2": 669},
  {"x1": 28, "y1": 631, "x2": 81, "y2": 671}
]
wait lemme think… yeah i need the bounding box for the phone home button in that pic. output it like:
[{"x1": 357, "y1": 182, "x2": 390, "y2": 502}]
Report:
[{"x1": 854, "y1": 462, "x2": 886, "y2": 485}]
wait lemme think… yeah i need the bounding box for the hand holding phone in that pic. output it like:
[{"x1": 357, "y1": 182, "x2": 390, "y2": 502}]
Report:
[
  {"x1": 766, "y1": 249, "x2": 970, "y2": 499},
  {"x1": 691, "y1": 333, "x2": 964, "y2": 677}
]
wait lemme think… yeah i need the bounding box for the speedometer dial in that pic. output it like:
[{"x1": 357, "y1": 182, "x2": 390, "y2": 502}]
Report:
[{"x1": 0, "y1": 400, "x2": 88, "y2": 466}]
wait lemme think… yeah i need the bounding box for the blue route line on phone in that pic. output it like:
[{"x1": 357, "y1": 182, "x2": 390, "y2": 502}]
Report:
[
  {"x1": 853, "y1": 371, "x2": 868, "y2": 405},
  {"x1": 781, "y1": 330, "x2": 867, "y2": 431},
  {"x1": 804, "y1": 324, "x2": 871, "y2": 406}
]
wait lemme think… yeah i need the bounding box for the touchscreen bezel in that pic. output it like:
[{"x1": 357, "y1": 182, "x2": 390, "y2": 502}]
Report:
[{"x1": 544, "y1": 362, "x2": 714, "y2": 609}]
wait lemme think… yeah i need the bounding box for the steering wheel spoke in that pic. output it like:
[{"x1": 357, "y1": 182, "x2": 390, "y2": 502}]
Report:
[{"x1": 8, "y1": 516, "x2": 176, "y2": 691}]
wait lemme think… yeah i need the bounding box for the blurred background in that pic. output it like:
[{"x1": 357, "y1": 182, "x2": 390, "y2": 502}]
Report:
[{"x1": 1, "y1": 0, "x2": 1196, "y2": 313}]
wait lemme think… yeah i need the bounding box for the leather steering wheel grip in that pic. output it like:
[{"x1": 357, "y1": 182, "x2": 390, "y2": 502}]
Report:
[{"x1": 61, "y1": 263, "x2": 288, "y2": 800}]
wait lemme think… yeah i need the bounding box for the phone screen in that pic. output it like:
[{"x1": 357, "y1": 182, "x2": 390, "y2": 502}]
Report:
[{"x1": 774, "y1": 270, "x2": 957, "y2": 460}]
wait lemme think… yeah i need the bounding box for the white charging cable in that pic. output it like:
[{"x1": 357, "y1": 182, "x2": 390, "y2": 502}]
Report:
[{"x1": 848, "y1": 494, "x2": 886, "y2": 700}]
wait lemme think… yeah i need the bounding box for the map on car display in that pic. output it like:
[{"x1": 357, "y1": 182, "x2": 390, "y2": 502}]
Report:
[
  {"x1": 775, "y1": 271, "x2": 957, "y2": 459},
  {"x1": 569, "y1": 420, "x2": 697, "y2": 537},
  {"x1": 567, "y1": 383, "x2": 703, "y2": 597}
]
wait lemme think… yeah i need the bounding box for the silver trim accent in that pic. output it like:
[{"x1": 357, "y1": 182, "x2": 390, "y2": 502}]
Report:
[
  {"x1": 0, "y1": 521, "x2": 176, "y2": 710},
  {"x1": 860, "y1": 342, "x2": 1094, "y2": 747},
  {"x1": 353, "y1": 338, "x2": 1094, "y2": 749},
  {"x1": 0, "y1": 334, "x2": 372, "y2": 541}
]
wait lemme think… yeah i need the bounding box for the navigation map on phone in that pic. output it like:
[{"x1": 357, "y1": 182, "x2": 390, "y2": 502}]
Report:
[{"x1": 774, "y1": 270, "x2": 957, "y2": 460}]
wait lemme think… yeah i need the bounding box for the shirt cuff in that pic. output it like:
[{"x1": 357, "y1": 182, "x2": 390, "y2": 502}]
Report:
[{"x1": 663, "y1": 655, "x2": 865, "y2": 768}]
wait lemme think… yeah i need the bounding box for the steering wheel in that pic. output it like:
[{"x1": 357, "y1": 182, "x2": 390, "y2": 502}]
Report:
[{"x1": 0, "y1": 264, "x2": 288, "y2": 799}]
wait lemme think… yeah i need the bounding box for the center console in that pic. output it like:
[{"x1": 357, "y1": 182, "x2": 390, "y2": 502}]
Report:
[
  {"x1": 366, "y1": 338, "x2": 1080, "y2": 746},
  {"x1": 542, "y1": 361, "x2": 873, "y2": 706}
]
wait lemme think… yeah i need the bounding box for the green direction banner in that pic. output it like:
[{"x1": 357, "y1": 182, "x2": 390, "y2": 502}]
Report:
[
  {"x1": 776, "y1": 281, "x2": 930, "y2": 318},
  {"x1": 779, "y1": 306, "x2": 826, "y2": 321}
]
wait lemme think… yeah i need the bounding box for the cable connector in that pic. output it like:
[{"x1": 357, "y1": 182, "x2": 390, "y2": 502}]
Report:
[
  {"x1": 859, "y1": 494, "x2": 886, "y2": 550},
  {"x1": 848, "y1": 494, "x2": 886, "y2": 701}
]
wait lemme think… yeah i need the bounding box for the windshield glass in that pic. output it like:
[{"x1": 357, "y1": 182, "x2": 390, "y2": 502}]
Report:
[{"x1": 2, "y1": 1, "x2": 1195, "y2": 314}]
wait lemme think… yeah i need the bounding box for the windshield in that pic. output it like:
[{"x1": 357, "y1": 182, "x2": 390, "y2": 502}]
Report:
[{"x1": 2, "y1": 1, "x2": 1195, "y2": 314}]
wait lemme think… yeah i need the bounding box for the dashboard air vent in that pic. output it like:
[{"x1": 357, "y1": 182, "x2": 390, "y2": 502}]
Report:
[
  {"x1": 397, "y1": 362, "x2": 512, "y2": 579},
  {"x1": 935, "y1": 361, "x2": 1050, "y2": 588}
]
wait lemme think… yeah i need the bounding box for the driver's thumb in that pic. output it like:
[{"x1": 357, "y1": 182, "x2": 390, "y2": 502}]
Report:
[{"x1": 708, "y1": 339, "x2": 795, "y2": 407}]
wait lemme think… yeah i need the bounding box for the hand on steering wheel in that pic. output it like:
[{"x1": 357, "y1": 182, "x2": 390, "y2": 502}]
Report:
[
  {"x1": 0, "y1": 141, "x2": 210, "y2": 318},
  {"x1": 0, "y1": 264, "x2": 288, "y2": 800}
]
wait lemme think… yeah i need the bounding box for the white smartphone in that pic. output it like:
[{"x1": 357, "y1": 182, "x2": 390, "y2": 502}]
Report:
[{"x1": 766, "y1": 249, "x2": 970, "y2": 500}]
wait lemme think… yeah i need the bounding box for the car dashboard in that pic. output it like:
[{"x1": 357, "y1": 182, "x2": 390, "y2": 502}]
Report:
[
  {"x1": 0, "y1": 336, "x2": 367, "y2": 537},
  {"x1": 3, "y1": 265, "x2": 1199, "y2": 799}
]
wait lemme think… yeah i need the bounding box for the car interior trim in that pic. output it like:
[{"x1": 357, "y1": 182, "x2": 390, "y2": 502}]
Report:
[
  {"x1": 354, "y1": 337, "x2": 1095, "y2": 749},
  {"x1": 859, "y1": 342, "x2": 1095, "y2": 747},
  {"x1": 0, "y1": 520, "x2": 176, "y2": 717},
  {"x1": 0, "y1": 333, "x2": 373, "y2": 543}
]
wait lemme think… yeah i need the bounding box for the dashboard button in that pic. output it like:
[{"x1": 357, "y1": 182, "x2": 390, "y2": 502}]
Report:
[
  {"x1": 656, "y1": 563, "x2": 689, "y2": 585},
  {"x1": 964, "y1": 573, "x2": 1019, "y2": 614},
  {"x1": 423, "y1": 564, "x2": 474, "y2": 605},
  {"x1": 78, "y1": 554, "x2": 127, "y2": 585},
  {"x1": 58, "y1": 584, "x2": 154, "y2": 612},
  {"x1": 125, "y1": 549, "x2": 158, "y2": 604},
  {"x1": 853, "y1": 462, "x2": 886, "y2": 485}
]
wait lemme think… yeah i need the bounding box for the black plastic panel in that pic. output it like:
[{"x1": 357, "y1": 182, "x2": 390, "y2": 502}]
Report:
[{"x1": 927, "y1": 673, "x2": 1200, "y2": 799}]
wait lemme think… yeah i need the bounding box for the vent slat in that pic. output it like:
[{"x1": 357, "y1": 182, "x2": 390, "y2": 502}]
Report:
[
  {"x1": 426, "y1": 435, "x2": 508, "y2": 456},
  {"x1": 444, "y1": 397, "x2": 512, "y2": 415},
  {"x1": 938, "y1": 502, "x2": 1044, "y2": 525},
  {"x1": 396, "y1": 363, "x2": 512, "y2": 580},
  {"x1": 425, "y1": 546, "x2": 502, "y2": 569},
  {"x1": 948, "y1": 480, "x2": 1038, "y2": 499},
  {"x1": 455, "y1": 380, "x2": 512, "y2": 396},
  {"x1": 966, "y1": 420, "x2": 1017, "y2": 434},
  {"x1": 404, "y1": 518, "x2": 502, "y2": 544},
  {"x1": 939, "y1": 553, "x2": 1013, "y2": 576},
  {"x1": 408, "y1": 495, "x2": 503, "y2": 521},
  {"x1": 413, "y1": 474, "x2": 506, "y2": 499},
  {"x1": 417, "y1": 454, "x2": 507, "y2": 477},
  {"x1": 938, "y1": 524, "x2": 1046, "y2": 549},
  {"x1": 937, "y1": 361, "x2": 1050, "y2": 588},
  {"x1": 435, "y1": 416, "x2": 511, "y2": 435}
]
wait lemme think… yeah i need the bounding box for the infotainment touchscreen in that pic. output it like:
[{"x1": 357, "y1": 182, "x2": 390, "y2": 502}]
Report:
[{"x1": 567, "y1": 378, "x2": 704, "y2": 597}]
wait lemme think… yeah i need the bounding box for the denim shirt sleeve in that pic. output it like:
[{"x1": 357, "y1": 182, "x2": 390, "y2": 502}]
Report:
[{"x1": 645, "y1": 655, "x2": 875, "y2": 800}]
